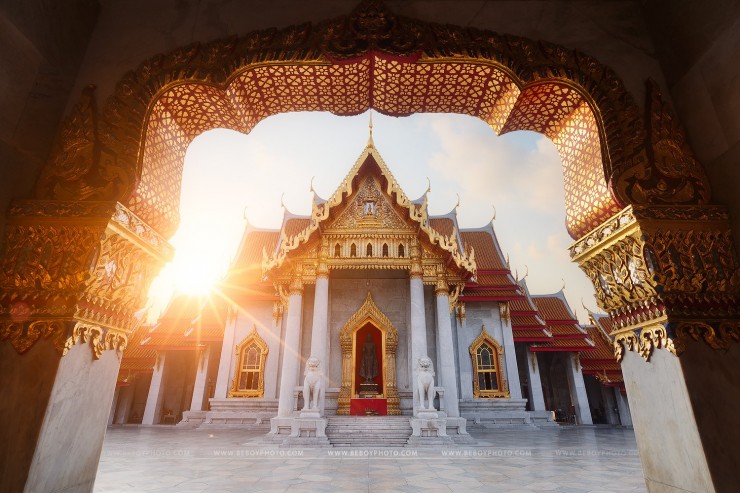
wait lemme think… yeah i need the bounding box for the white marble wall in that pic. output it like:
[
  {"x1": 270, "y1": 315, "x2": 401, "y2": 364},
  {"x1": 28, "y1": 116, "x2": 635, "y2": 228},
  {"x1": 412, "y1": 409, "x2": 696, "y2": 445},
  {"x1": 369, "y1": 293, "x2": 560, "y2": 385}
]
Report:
[{"x1": 328, "y1": 274, "x2": 410, "y2": 393}]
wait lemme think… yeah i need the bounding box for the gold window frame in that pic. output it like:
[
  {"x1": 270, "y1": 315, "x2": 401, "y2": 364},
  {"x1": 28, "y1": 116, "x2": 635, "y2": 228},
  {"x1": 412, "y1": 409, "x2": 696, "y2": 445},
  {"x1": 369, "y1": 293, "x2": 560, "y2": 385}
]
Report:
[
  {"x1": 229, "y1": 326, "x2": 268, "y2": 398},
  {"x1": 469, "y1": 325, "x2": 510, "y2": 398}
]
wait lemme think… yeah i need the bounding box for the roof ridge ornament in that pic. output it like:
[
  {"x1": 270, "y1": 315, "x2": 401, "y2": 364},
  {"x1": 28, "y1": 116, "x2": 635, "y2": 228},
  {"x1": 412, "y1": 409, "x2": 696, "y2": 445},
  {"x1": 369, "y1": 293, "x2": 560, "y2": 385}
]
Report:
[{"x1": 367, "y1": 111, "x2": 374, "y2": 147}]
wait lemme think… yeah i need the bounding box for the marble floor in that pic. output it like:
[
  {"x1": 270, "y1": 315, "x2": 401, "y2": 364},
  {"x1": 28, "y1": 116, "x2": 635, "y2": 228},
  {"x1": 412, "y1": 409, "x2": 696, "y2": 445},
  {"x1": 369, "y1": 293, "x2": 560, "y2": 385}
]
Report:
[{"x1": 94, "y1": 425, "x2": 646, "y2": 493}]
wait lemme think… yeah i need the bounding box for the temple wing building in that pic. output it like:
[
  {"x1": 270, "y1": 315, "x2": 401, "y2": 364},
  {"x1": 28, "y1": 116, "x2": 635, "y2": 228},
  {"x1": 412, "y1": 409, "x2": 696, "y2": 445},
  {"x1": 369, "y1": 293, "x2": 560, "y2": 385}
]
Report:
[{"x1": 111, "y1": 138, "x2": 632, "y2": 435}]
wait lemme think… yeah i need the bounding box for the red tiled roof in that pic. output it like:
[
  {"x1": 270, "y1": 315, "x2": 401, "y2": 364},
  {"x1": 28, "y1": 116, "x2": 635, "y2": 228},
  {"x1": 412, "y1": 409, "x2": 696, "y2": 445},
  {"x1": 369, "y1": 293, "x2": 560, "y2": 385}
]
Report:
[
  {"x1": 460, "y1": 231, "x2": 507, "y2": 270},
  {"x1": 429, "y1": 217, "x2": 455, "y2": 237},
  {"x1": 284, "y1": 218, "x2": 310, "y2": 237},
  {"x1": 532, "y1": 295, "x2": 577, "y2": 322}
]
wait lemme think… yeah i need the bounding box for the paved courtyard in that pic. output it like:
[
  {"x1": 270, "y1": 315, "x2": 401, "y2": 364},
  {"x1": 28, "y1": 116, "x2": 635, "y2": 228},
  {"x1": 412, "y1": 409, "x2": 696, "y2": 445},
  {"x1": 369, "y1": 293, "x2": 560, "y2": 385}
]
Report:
[{"x1": 94, "y1": 426, "x2": 646, "y2": 493}]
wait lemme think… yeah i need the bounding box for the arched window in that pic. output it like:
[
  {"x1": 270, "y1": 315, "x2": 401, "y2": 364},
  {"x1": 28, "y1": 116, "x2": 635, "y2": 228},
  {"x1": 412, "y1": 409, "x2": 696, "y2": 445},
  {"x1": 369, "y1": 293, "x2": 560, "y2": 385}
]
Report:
[
  {"x1": 334, "y1": 243, "x2": 341, "y2": 257},
  {"x1": 469, "y1": 326, "x2": 508, "y2": 398},
  {"x1": 398, "y1": 244, "x2": 405, "y2": 257},
  {"x1": 382, "y1": 243, "x2": 389, "y2": 257},
  {"x1": 350, "y1": 243, "x2": 357, "y2": 257},
  {"x1": 229, "y1": 327, "x2": 268, "y2": 398},
  {"x1": 366, "y1": 243, "x2": 373, "y2": 257}
]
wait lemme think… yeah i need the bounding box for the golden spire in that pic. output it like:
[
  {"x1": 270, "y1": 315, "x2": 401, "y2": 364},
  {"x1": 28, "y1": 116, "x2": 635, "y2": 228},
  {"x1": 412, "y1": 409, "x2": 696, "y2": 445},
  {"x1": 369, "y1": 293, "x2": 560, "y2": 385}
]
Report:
[{"x1": 367, "y1": 110, "x2": 374, "y2": 147}]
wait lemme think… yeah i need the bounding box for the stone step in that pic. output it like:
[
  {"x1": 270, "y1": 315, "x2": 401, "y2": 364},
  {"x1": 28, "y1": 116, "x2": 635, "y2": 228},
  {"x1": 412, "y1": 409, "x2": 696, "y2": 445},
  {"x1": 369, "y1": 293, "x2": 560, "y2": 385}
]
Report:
[{"x1": 325, "y1": 416, "x2": 412, "y2": 447}]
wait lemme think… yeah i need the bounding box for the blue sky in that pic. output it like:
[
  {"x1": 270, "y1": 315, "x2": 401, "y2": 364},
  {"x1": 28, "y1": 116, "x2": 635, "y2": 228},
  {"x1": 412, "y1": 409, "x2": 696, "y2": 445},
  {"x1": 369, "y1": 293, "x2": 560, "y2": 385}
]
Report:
[{"x1": 147, "y1": 111, "x2": 598, "y2": 322}]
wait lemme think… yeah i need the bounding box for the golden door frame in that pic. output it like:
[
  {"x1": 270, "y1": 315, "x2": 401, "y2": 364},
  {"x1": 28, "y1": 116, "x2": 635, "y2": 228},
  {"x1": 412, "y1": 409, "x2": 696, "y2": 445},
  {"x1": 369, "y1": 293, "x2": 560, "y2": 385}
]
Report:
[{"x1": 337, "y1": 292, "x2": 400, "y2": 415}]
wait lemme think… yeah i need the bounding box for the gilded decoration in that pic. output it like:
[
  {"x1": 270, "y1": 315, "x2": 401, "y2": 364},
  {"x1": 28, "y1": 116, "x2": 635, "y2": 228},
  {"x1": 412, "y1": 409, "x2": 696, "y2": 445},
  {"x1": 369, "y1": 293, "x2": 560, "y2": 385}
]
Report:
[
  {"x1": 262, "y1": 144, "x2": 476, "y2": 280},
  {"x1": 32, "y1": 0, "x2": 704, "y2": 242},
  {"x1": 469, "y1": 326, "x2": 509, "y2": 398},
  {"x1": 229, "y1": 326, "x2": 268, "y2": 398},
  {"x1": 0, "y1": 200, "x2": 171, "y2": 356},
  {"x1": 571, "y1": 205, "x2": 740, "y2": 360},
  {"x1": 337, "y1": 292, "x2": 400, "y2": 415}
]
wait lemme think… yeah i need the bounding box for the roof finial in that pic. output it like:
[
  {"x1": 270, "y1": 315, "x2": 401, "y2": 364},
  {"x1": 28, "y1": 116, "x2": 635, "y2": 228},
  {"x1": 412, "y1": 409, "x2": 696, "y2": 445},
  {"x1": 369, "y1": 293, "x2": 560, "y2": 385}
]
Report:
[
  {"x1": 491, "y1": 204, "x2": 497, "y2": 223},
  {"x1": 367, "y1": 110, "x2": 374, "y2": 147},
  {"x1": 454, "y1": 193, "x2": 460, "y2": 212},
  {"x1": 522, "y1": 265, "x2": 529, "y2": 280},
  {"x1": 309, "y1": 176, "x2": 315, "y2": 194},
  {"x1": 560, "y1": 278, "x2": 566, "y2": 292},
  {"x1": 426, "y1": 177, "x2": 431, "y2": 195},
  {"x1": 280, "y1": 192, "x2": 286, "y2": 211},
  {"x1": 506, "y1": 253, "x2": 510, "y2": 269},
  {"x1": 243, "y1": 206, "x2": 250, "y2": 224}
]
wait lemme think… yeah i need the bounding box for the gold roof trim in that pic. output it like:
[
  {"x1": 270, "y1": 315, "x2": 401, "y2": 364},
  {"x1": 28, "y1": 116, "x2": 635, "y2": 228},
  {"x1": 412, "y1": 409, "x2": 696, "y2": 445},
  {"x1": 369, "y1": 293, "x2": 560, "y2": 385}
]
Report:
[{"x1": 261, "y1": 142, "x2": 476, "y2": 276}]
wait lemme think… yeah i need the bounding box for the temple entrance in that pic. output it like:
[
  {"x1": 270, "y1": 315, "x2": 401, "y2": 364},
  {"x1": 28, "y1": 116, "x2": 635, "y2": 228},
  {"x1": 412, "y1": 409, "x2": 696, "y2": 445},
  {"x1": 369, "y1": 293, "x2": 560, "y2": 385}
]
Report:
[{"x1": 337, "y1": 293, "x2": 400, "y2": 415}]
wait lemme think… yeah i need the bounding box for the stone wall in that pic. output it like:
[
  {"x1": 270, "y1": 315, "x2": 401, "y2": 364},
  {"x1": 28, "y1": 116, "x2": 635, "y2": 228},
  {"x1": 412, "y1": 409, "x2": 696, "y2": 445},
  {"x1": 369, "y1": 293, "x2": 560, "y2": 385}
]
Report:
[{"x1": 328, "y1": 273, "x2": 411, "y2": 393}]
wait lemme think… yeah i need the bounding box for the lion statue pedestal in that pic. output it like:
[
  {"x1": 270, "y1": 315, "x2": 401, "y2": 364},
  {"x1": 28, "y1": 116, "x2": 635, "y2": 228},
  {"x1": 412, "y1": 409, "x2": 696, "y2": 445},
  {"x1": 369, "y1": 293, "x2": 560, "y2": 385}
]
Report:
[{"x1": 407, "y1": 357, "x2": 454, "y2": 446}]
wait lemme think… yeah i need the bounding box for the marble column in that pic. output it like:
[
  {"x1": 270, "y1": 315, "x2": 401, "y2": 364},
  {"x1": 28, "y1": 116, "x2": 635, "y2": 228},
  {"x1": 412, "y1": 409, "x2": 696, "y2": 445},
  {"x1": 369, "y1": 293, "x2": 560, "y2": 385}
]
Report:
[
  {"x1": 142, "y1": 352, "x2": 167, "y2": 425},
  {"x1": 189, "y1": 346, "x2": 211, "y2": 411},
  {"x1": 525, "y1": 350, "x2": 547, "y2": 411},
  {"x1": 114, "y1": 383, "x2": 135, "y2": 424},
  {"x1": 0, "y1": 340, "x2": 122, "y2": 493},
  {"x1": 434, "y1": 277, "x2": 459, "y2": 417},
  {"x1": 455, "y1": 306, "x2": 474, "y2": 399},
  {"x1": 564, "y1": 353, "x2": 592, "y2": 425},
  {"x1": 409, "y1": 249, "x2": 427, "y2": 414},
  {"x1": 277, "y1": 274, "x2": 304, "y2": 417},
  {"x1": 601, "y1": 386, "x2": 620, "y2": 425},
  {"x1": 108, "y1": 386, "x2": 120, "y2": 426},
  {"x1": 214, "y1": 316, "x2": 238, "y2": 399},
  {"x1": 615, "y1": 389, "x2": 632, "y2": 427},
  {"x1": 309, "y1": 257, "x2": 329, "y2": 414},
  {"x1": 499, "y1": 303, "x2": 522, "y2": 399}
]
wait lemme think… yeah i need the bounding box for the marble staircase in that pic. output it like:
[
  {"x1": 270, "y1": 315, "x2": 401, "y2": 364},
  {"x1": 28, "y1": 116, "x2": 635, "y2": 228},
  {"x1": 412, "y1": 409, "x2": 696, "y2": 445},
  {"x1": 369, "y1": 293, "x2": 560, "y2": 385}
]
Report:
[{"x1": 326, "y1": 416, "x2": 412, "y2": 447}]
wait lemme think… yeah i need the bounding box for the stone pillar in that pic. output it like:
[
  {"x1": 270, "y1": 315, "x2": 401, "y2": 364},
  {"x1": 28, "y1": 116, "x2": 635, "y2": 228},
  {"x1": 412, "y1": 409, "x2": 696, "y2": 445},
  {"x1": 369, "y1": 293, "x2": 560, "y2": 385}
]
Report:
[
  {"x1": 614, "y1": 389, "x2": 632, "y2": 427},
  {"x1": 108, "y1": 386, "x2": 120, "y2": 426},
  {"x1": 309, "y1": 251, "x2": 329, "y2": 415},
  {"x1": 142, "y1": 352, "x2": 167, "y2": 425},
  {"x1": 601, "y1": 386, "x2": 620, "y2": 426},
  {"x1": 409, "y1": 243, "x2": 427, "y2": 414},
  {"x1": 0, "y1": 200, "x2": 171, "y2": 492},
  {"x1": 455, "y1": 305, "x2": 474, "y2": 399},
  {"x1": 565, "y1": 353, "x2": 593, "y2": 425},
  {"x1": 114, "y1": 383, "x2": 135, "y2": 425},
  {"x1": 276, "y1": 273, "x2": 304, "y2": 418},
  {"x1": 525, "y1": 350, "x2": 547, "y2": 411},
  {"x1": 571, "y1": 204, "x2": 740, "y2": 492},
  {"x1": 214, "y1": 316, "x2": 238, "y2": 399},
  {"x1": 189, "y1": 346, "x2": 211, "y2": 411},
  {"x1": 499, "y1": 302, "x2": 522, "y2": 399},
  {"x1": 434, "y1": 275, "x2": 459, "y2": 417}
]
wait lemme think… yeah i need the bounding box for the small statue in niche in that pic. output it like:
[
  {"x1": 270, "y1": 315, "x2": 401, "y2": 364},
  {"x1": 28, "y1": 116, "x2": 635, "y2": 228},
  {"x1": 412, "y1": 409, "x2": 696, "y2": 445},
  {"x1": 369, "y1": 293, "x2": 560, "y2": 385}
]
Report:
[
  {"x1": 301, "y1": 357, "x2": 323, "y2": 411},
  {"x1": 416, "y1": 356, "x2": 436, "y2": 411},
  {"x1": 363, "y1": 200, "x2": 376, "y2": 215},
  {"x1": 360, "y1": 333, "x2": 379, "y2": 384}
]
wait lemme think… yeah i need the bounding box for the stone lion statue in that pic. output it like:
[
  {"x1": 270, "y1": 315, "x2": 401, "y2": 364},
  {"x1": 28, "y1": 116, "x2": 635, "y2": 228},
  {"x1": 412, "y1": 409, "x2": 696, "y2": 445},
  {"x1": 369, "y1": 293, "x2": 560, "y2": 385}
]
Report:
[
  {"x1": 302, "y1": 357, "x2": 323, "y2": 411},
  {"x1": 415, "y1": 356, "x2": 436, "y2": 411}
]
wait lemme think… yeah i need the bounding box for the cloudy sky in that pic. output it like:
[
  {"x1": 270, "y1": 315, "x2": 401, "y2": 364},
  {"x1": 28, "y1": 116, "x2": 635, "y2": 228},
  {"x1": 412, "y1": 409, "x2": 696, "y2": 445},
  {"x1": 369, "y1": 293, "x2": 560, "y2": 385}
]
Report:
[{"x1": 146, "y1": 111, "x2": 599, "y2": 322}]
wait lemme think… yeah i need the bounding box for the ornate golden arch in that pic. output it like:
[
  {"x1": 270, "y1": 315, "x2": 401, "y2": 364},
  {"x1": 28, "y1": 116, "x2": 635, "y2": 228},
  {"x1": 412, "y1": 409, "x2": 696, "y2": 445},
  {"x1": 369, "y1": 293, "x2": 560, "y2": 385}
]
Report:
[
  {"x1": 228, "y1": 326, "x2": 268, "y2": 398},
  {"x1": 469, "y1": 326, "x2": 509, "y2": 398},
  {"x1": 35, "y1": 1, "x2": 710, "y2": 241},
  {"x1": 337, "y1": 292, "x2": 400, "y2": 415}
]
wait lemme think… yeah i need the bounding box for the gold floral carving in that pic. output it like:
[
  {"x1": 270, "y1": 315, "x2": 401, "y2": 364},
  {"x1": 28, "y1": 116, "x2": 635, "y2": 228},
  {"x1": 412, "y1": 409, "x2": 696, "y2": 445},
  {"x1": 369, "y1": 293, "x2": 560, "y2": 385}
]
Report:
[
  {"x1": 673, "y1": 321, "x2": 740, "y2": 356},
  {"x1": 613, "y1": 325, "x2": 675, "y2": 362},
  {"x1": 572, "y1": 205, "x2": 740, "y2": 359},
  {"x1": 32, "y1": 0, "x2": 689, "y2": 242},
  {"x1": 0, "y1": 200, "x2": 171, "y2": 357},
  {"x1": 614, "y1": 80, "x2": 711, "y2": 208},
  {"x1": 262, "y1": 144, "x2": 476, "y2": 279},
  {"x1": 337, "y1": 292, "x2": 400, "y2": 415},
  {"x1": 63, "y1": 322, "x2": 129, "y2": 360}
]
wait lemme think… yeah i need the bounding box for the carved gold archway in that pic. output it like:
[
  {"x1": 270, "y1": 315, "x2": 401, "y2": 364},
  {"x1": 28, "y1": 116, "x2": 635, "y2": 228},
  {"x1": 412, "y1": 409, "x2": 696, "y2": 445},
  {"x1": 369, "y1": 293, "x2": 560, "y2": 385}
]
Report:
[{"x1": 337, "y1": 292, "x2": 400, "y2": 415}]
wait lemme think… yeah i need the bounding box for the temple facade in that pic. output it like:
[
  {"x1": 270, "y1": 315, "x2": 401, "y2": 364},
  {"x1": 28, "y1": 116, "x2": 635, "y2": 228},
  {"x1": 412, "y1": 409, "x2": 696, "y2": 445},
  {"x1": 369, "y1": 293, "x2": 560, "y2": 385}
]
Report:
[{"x1": 111, "y1": 137, "x2": 632, "y2": 439}]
